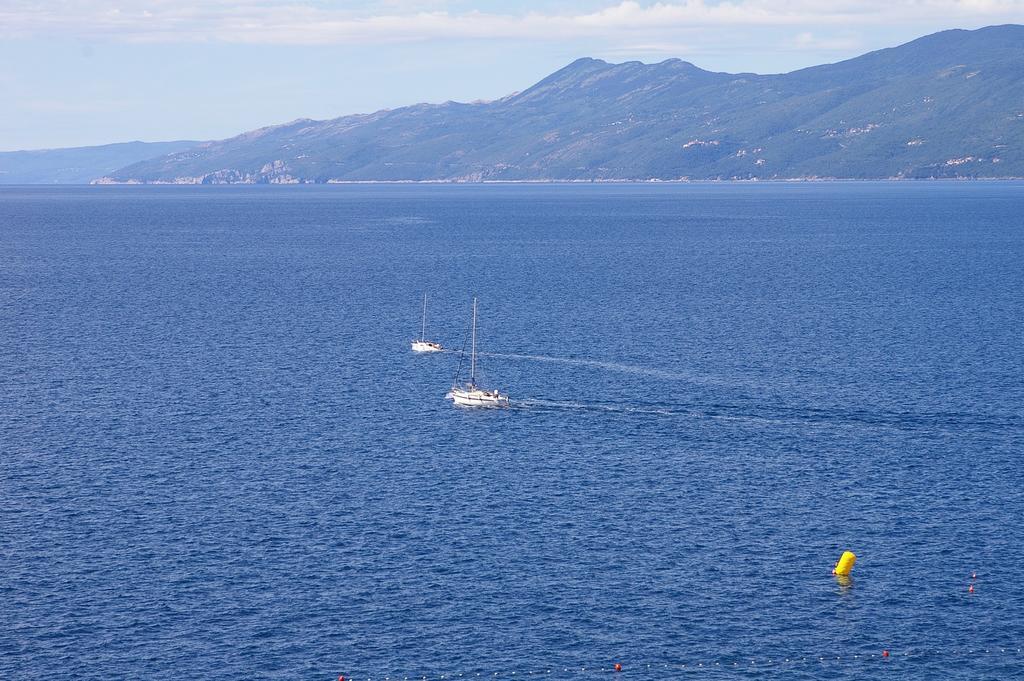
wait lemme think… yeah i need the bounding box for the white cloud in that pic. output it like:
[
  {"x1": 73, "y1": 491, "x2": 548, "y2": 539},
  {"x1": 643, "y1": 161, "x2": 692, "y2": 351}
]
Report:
[
  {"x1": 0, "y1": 1, "x2": 1021, "y2": 44},
  {"x1": 789, "y1": 31, "x2": 864, "y2": 52}
]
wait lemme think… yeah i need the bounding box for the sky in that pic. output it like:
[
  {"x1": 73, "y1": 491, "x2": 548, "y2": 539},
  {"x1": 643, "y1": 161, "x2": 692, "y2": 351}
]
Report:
[{"x1": 2, "y1": 1, "x2": 1024, "y2": 151}]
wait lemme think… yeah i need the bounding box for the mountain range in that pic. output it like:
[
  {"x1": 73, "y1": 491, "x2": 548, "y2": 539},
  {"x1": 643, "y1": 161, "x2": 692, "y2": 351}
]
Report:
[
  {"x1": 5, "y1": 25, "x2": 1023, "y2": 184},
  {"x1": 0, "y1": 141, "x2": 200, "y2": 184}
]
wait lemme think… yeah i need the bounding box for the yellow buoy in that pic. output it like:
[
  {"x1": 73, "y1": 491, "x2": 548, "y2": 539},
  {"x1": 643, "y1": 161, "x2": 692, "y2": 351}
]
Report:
[{"x1": 833, "y1": 551, "x2": 857, "y2": 575}]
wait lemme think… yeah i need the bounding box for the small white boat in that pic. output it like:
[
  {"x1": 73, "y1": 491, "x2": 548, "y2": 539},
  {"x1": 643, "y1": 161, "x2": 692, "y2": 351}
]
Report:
[
  {"x1": 447, "y1": 297, "x2": 509, "y2": 407},
  {"x1": 448, "y1": 386, "x2": 510, "y2": 407},
  {"x1": 411, "y1": 340, "x2": 443, "y2": 353},
  {"x1": 411, "y1": 293, "x2": 444, "y2": 353}
]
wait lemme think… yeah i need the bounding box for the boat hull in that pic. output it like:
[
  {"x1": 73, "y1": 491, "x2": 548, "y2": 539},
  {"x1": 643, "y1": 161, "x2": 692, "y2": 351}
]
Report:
[
  {"x1": 447, "y1": 387, "x2": 510, "y2": 407},
  {"x1": 411, "y1": 340, "x2": 443, "y2": 353}
]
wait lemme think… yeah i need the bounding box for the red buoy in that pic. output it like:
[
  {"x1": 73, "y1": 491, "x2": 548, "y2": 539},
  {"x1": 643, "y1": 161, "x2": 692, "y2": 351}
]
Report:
[
  {"x1": 339, "y1": 676, "x2": 345, "y2": 681},
  {"x1": 882, "y1": 650, "x2": 890, "y2": 658},
  {"x1": 614, "y1": 663, "x2": 622, "y2": 672},
  {"x1": 969, "y1": 584, "x2": 975, "y2": 593}
]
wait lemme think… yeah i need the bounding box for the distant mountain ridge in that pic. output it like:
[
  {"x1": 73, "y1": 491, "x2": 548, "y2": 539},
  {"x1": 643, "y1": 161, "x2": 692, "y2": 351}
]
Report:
[
  {"x1": 22, "y1": 25, "x2": 1024, "y2": 183},
  {"x1": 0, "y1": 141, "x2": 200, "y2": 184}
]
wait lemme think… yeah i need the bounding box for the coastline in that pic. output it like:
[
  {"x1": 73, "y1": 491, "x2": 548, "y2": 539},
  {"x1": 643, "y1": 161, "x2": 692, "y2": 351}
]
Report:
[{"x1": 85, "y1": 175, "x2": 1024, "y2": 186}]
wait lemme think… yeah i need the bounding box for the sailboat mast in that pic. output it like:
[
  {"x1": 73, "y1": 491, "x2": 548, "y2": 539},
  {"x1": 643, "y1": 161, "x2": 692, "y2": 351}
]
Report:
[
  {"x1": 470, "y1": 297, "x2": 477, "y2": 386},
  {"x1": 421, "y1": 293, "x2": 427, "y2": 341}
]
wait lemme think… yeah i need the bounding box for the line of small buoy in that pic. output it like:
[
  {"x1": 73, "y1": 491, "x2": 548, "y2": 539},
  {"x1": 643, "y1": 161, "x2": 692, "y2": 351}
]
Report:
[
  {"x1": 336, "y1": 647, "x2": 1023, "y2": 681},
  {"x1": 338, "y1": 559, "x2": 998, "y2": 681}
]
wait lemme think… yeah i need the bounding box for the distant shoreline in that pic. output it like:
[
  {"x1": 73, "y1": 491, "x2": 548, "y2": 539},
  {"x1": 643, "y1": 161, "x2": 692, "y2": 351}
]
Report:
[{"x1": 76, "y1": 176, "x2": 1024, "y2": 186}]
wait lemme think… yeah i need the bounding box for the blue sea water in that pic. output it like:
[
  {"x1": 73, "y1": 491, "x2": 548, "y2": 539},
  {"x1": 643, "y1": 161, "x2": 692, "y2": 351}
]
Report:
[{"x1": 2, "y1": 182, "x2": 1023, "y2": 680}]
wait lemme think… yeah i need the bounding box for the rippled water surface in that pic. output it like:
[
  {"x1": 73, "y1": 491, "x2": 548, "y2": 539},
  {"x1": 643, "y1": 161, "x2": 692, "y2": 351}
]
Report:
[{"x1": 2, "y1": 183, "x2": 1023, "y2": 680}]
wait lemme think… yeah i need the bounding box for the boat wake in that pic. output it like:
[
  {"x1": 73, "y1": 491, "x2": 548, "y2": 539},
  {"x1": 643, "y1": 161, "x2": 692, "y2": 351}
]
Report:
[
  {"x1": 513, "y1": 397, "x2": 693, "y2": 417},
  {"x1": 511, "y1": 397, "x2": 1023, "y2": 435},
  {"x1": 513, "y1": 398, "x2": 794, "y2": 426},
  {"x1": 480, "y1": 351, "x2": 716, "y2": 385},
  {"x1": 469, "y1": 354, "x2": 1022, "y2": 435}
]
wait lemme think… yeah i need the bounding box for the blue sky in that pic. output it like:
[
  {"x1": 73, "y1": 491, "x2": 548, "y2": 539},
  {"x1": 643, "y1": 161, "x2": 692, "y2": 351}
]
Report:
[{"x1": 2, "y1": 1, "x2": 1023, "y2": 151}]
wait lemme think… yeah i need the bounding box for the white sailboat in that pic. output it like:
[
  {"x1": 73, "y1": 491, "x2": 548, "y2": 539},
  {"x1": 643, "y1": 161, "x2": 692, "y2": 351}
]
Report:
[
  {"x1": 410, "y1": 293, "x2": 444, "y2": 353},
  {"x1": 447, "y1": 297, "x2": 509, "y2": 407}
]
